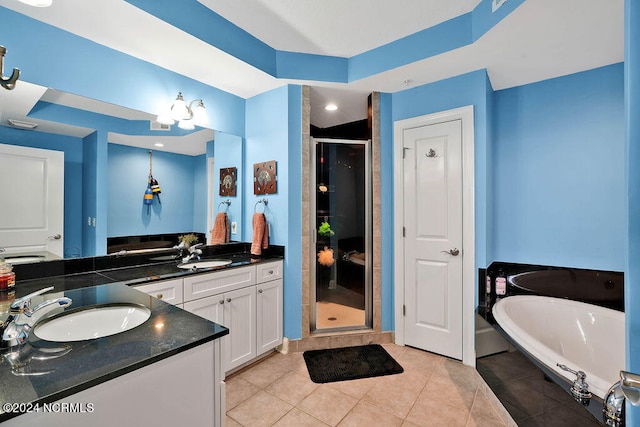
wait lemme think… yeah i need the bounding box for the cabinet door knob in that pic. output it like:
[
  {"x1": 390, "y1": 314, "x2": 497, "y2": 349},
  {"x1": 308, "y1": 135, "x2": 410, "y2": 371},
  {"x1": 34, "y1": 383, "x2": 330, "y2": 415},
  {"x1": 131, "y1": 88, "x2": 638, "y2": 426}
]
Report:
[
  {"x1": 227, "y1": 298, "x2": 232, "y2": 303},
  {"x1": 268, "y1": 270, "x2": 274, "y2": 275},
  {"x1": 156, "y1": 293, "x2": 163, "y2": 299},
  {"x1": 258, "y1": 289, "x2": 263, "y2": 294},
  {"x1": 219, "y1": 300, "x2": 224, "y2": 305}
]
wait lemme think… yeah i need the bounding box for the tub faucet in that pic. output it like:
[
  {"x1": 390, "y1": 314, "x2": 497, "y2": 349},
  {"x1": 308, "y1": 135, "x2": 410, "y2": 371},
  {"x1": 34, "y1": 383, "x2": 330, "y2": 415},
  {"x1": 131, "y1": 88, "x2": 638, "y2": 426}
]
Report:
[
  {"x1": 557, "y1": 363, "x2": 592, "y2": 403},
  {"x1": 1, "y1": 286, "x2": 72, "y2": 353}
]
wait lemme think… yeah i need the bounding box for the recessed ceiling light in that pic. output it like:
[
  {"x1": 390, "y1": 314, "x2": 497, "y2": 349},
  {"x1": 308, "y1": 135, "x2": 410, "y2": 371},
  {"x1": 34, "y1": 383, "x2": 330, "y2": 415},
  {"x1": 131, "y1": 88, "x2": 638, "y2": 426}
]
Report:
[
  {"x1": 154, "y1": 143, "x2": 164, "y2": 147},
  {"x1": 17, "y1": 0, "x2": 52, "y2": 7},
  {"x1": 325, "y1": 104, "x2": 338, "y2": 111}
]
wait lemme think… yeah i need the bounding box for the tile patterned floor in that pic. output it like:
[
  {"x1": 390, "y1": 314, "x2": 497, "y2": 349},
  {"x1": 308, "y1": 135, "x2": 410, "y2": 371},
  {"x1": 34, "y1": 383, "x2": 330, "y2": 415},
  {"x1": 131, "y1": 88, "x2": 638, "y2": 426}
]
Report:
[{"x1": 226, "y1": 344, "x2": 511, "y2": 426}]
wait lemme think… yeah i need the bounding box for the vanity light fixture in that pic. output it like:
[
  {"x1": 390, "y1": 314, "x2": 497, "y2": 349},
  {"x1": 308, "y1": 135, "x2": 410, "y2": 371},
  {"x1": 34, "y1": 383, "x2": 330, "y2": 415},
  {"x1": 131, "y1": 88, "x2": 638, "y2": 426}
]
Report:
[
  {"x1": 157, "y1": 92, "x2": 208, "y2": 130},
  {"x1": 17, "y1": 0, "x2": 52, "y2": 6}
]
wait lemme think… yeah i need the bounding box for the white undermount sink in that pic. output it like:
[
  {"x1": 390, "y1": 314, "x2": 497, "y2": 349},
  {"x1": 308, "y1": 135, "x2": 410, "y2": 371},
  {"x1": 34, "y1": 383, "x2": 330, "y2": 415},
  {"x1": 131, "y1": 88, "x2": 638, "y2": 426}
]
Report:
[
  {"x1": 33, "y1": 304, "x2": 151, "y2": 342},
  {"x1": 177, "y1": 259, "x2": 232, "y2": 269}
]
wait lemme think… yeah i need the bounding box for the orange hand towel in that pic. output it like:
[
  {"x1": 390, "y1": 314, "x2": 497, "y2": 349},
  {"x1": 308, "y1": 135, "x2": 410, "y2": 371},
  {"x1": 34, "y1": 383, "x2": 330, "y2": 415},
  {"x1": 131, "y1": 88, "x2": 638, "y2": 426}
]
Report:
[
  {"x1": 211, "y1": 212, "x2": 229, "y2": 245},
  {"x1": 251, "y1": 212, "x2": 269, "y2": 256}
]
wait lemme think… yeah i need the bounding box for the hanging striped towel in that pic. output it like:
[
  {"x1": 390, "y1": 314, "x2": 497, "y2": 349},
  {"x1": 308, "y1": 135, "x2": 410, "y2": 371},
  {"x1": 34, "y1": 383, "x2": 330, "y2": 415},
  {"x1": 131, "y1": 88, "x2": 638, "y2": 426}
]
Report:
[
  {"x1": 251, "y1": 212, "x2": 269, "y2": 255},
  {"x1": 211, "y1": 212, "x2": 230, "y2": 244}
]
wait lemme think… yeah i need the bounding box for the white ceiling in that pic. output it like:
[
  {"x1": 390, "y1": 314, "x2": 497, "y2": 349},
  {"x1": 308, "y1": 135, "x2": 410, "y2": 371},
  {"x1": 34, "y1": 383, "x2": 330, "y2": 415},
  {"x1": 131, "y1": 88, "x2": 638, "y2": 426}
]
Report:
[
  {"x1": 0, "y1": 0, "x2": 625, "y2": 149},
  {"x1": 198, "y1": 0, "x2": 483, "y2": 57}
]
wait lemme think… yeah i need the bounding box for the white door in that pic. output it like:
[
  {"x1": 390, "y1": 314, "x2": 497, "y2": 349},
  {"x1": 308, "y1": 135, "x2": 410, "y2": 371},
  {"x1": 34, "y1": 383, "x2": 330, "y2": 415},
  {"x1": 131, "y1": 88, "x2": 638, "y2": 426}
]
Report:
[
  {"x1": 0, "y1": 143, "x2": 64, "y2": 257},
  {"x1": 403, "y1": 120, "x2": 463, "y2": 360}
]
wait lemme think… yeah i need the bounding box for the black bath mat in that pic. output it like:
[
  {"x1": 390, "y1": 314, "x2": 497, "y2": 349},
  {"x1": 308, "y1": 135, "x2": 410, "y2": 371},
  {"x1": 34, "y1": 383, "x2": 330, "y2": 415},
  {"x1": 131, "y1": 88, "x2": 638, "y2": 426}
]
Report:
[{"x1": 303, "y1": 344, "x2": 403, "y2": 383}]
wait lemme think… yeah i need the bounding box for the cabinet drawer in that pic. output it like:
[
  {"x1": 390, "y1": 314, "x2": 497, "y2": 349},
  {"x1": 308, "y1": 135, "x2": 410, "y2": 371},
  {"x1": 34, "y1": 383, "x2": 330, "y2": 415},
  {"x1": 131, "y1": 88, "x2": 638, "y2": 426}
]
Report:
[
  {"x1": 256, "y1": 261, "x2": 283, "y2": 284},
  {"x1": 134, "y1": 278, "x2": 183, "y2": 304},
  {"x1": 183, "y1": 265, "x2": 255, "y2": 302}
]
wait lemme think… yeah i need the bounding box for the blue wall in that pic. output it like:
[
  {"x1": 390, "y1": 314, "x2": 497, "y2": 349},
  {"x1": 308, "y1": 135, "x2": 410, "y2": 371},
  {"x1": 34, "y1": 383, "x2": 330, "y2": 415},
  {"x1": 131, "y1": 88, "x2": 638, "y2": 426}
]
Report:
[
  {"x1": 391, "y1": 70, "x2": 492, "y2": 274},
  {"x1": 0, "y1": 7, "x2": 246, "y2": 137},
  {"x1": 107, "y1": 144, "x2": 206, "y2": 238},
  {"x1": 212, "y1": 133, "x2": 244, "y2": 240},
  {"x1": 626, "y1": 0, "x2": 640, "y2": 423},
  {"x1": 245, "y1": 85, "x2": 302, "y2": 339},
  {"x1": 492, "y1": 64, "x2": 625, "y2": 270},
  {"x1": 0, "y1": 128, "x2": 84, "y2": 257}
]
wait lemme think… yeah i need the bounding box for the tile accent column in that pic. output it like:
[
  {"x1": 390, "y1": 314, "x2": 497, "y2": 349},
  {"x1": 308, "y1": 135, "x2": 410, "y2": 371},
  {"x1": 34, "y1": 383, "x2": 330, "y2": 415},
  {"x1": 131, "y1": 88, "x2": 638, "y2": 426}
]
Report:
[
  {"x1": 297, "y1": 89, "x2": 385, "y2": 347},
  {"x1": 371, "y1": 92, "x2": 382, "y2": 333},
  {"x1": 301, "y1": 86, "x2": 312, "y2": 338}
]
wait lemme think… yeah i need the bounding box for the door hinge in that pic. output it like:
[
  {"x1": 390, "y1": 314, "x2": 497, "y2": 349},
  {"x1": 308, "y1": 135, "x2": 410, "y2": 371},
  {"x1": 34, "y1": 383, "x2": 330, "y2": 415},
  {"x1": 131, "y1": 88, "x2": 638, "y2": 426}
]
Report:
[
  {"x1": 402, "y1": 227, "x2": 406, "y2": 237},
  {"x1": 403, "y1": 305, "x2": 406, "y2": 316},
  {"x1": 403, "y1": 147, "x2": 410, "y2": 159}
]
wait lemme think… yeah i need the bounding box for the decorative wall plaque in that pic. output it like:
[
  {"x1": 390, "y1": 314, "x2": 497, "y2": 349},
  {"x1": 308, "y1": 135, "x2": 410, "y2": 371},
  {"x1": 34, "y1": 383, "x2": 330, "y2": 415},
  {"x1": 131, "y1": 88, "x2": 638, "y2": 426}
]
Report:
[
  {"x1": 219, "y1": 167, "x2": 237, "y2": 196},
  {"x1": 253, "y1": 160, "x2": 277, "y2": 195}
]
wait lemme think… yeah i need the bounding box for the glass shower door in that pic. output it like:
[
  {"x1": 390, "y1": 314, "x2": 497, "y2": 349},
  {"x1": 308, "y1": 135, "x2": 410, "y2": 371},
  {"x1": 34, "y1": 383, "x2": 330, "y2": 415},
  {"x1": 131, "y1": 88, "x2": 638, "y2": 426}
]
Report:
[{"x1": 312, "y1": 138, "x2": 371, "y2": 332}]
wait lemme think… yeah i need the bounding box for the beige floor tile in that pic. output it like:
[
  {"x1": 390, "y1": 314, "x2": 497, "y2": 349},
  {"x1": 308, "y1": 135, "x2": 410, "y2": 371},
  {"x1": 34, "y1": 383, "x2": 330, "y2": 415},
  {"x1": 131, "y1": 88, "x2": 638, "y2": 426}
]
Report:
[
  {"x1": 227, "y1": 390, "x2": 292, "y2": 427},
  {"x1": 237, "y1": 358, "x2": 289, "y2": 388},
  {"x1": 225, "y1": 376, "x2": 261, "y2": 410},
  {"x1": 298, "y1": 385, "x2": 358, "y2": 426},
  {"x1": 381, "y1": 343, "x2": 409, "y2": 360},
  {"x1": 405, "y1": 396, "x2": 470, "y2": 427},
  {"x1": 470, "y1": 390, "x2": 506, "y2": 424},
  {"x1": 396, "y1": 347, "x2": 444, "y2": 372},
  {"x1": 326, "y1": 376, "x2": 377, "y2": 399},
  {"x1": 362, "y1": 377, "x2": 422, "y2": 419},
  {"x1": 226, "y1": 344, "x2": 512, "y2": 427},
  {"x1": 337, "y1": 400, "x2": 404, "y2": 427},
  {"x1": 225, "y1": 415, "x2": 243, "y2": 427},
  {"x1": 421, "y1": 372, "x2": 478, "y2": 411},
  {"x1": 265, "y1": 371, "x2": 319, "y2": 405},
  {"x1": 272, "y1": 408, "x2": 329, "y2": 427},
  {"x1": 466, "y1": 413, "x2": 506, "y2": 427}
]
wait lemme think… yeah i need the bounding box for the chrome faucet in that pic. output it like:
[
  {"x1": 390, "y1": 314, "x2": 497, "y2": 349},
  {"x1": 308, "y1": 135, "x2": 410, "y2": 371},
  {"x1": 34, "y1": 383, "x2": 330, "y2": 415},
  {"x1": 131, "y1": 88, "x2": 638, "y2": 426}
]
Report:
[
  {"x1": 1, "y1": 286, "x2": 72, "y2": 353},
  {"x1": 557, "y1": 363, "x2": 592, "y2": 403},
  {"x1": 182, "y1": 243, "x2": 203, "y2": 263}
]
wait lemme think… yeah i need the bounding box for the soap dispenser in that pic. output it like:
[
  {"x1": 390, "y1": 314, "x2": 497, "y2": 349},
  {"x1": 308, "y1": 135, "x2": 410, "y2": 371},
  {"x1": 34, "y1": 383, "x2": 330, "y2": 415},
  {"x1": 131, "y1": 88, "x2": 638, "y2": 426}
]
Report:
[
  {"x1": 0, "y1": 258, "x2": 15, "y2": 292},
  {"x1": 495, "y1": 268, "x2": 507, "y2": 299}
]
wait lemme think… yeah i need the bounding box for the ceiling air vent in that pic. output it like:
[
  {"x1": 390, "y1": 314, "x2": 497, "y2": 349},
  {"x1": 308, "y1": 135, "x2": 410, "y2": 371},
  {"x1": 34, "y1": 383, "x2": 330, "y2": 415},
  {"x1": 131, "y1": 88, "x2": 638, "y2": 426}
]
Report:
[
  {"x1": 8, "y1": 119, "x2": 38, "y2": 130},
  {"x1": 150, "y1": 121, "x2": 171, "y2": 131}
]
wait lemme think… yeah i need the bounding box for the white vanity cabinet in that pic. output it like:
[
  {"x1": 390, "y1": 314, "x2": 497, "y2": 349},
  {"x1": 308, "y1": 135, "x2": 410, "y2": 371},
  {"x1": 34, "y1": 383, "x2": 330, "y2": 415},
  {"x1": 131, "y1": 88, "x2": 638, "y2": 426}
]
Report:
[
  {"x1": 133, "y1": 278, "x2": 184, "y2": 307},
  {"x1": 183, "y1": 284, "x2": 257, "y2": 371},
  {"x1": 256, "y1": 261, "x2": 283, "y2": 355},
  {"x1": 135, "y1": 261, "x2": 283, "y2": 373}
]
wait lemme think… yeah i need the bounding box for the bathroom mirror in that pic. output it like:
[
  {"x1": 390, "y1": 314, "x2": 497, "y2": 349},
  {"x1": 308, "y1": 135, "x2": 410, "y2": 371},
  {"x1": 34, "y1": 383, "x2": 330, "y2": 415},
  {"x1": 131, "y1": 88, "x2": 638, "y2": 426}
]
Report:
[{"x1": 0, "y1": 81, "x2": 243, "y2": 260}]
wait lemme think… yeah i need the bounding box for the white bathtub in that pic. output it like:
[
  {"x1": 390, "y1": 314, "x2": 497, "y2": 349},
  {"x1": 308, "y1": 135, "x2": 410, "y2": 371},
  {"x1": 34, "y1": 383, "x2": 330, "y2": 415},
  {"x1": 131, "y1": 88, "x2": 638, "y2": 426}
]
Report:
[{"x1": 492, "y1": 295, "x2": 625, "y2": 399}]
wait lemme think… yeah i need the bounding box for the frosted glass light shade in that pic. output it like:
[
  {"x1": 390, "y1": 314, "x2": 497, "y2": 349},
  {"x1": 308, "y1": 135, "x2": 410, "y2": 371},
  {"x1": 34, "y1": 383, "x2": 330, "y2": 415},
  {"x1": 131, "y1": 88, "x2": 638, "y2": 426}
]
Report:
[
  {"x1": 192, "y1": 100, "x2": 208, "y2": 126},
  {"x1": 178, "y1": 120, "x2": 195, "y2": 130},
  {"x1": 170, "y1": 93, "x2": 188, "y2": 121}
]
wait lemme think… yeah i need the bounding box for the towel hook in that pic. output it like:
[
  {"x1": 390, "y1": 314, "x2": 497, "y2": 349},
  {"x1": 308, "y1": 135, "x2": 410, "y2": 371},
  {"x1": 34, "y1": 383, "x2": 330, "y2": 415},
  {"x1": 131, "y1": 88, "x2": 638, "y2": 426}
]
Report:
[
  {"x1": 0, "y1": 46, "x2": 20, "y2": 91},
  {"x1": 254, "y1": 198, "x2": 268, "y2": 213},
  {"x1": 218, "y1": 199, "x2": 231, "y2": 211}
]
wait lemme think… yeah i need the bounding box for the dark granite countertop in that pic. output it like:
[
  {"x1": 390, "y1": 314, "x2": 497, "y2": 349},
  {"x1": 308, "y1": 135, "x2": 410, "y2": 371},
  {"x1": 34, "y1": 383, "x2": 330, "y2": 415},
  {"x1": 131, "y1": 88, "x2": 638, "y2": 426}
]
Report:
[
  {"x1": 0, "y1": 243, "x2": 284, "y2": 422},
  {"x1": 11, "y1": 243, "x2": 284, "y2": 298},
  {"x1": 0, "y1": 283, "x2": 228, "y2": 422}
]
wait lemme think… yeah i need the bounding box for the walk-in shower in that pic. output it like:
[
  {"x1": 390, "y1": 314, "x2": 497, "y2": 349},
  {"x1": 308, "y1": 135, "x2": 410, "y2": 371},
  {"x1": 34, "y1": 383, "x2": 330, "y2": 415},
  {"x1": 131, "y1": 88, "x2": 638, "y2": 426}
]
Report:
[{"x1": 311, "y1": 138, "x2": 372, "y2": 332}]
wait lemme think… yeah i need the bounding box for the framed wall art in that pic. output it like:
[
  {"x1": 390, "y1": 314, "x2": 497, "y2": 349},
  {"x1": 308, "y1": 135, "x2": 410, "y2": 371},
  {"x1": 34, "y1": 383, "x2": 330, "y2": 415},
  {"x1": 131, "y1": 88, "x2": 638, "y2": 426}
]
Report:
[
  {"x1": 253, "y1": 160, "x2": 277, "y2": 194},
  {"x1": 219, "y1": 167, "x2": 237, "y2": 196}
]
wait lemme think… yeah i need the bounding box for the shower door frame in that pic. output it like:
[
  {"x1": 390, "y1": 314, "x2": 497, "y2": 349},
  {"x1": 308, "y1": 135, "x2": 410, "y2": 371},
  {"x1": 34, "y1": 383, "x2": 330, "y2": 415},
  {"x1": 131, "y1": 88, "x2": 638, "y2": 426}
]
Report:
[{"x1": 310, "y1": 138, "x2": 373, "y2": 333}]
